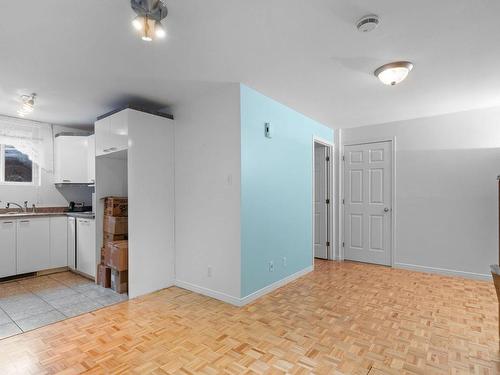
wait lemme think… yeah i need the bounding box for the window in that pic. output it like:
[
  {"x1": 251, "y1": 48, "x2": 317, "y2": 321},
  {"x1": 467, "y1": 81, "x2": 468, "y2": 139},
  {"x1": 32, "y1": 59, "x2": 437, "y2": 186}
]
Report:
[{"x1": 0, "y1": 144, "x2": 38, "y2": 185}]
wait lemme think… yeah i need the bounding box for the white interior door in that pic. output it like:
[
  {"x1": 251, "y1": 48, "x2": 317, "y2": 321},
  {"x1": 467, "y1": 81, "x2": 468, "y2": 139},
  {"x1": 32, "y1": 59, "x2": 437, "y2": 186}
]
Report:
[
  {"x1": 314, "y1": 144, "x2": 328, "y2": 259},
  {"x1": 344, "y1": 141, "x2": 392, "y2": 266}
]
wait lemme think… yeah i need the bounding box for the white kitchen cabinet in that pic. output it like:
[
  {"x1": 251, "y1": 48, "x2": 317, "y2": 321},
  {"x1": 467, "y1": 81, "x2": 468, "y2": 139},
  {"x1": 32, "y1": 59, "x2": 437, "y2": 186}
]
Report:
[
  {"x1": 87, "y1": 134, "x2": 96, "y2": 183},
  {"x1": 76, "y1": 218, "x2": 96, "y2": 278},
  {"x1": 17, "y1": 217, "x2": 50, "y2": 274},
  {"x1": 0, "y1": 220, "x2": 16, "y2": 278},
  {"x1": 95, "y1": 109, "x2": 129, "y2": 156},
  {"x1": 54, "y1": 135, "x2": 89, "y2": 183},
  {"x1": 49, "y1": 217, "x2": 67, "y2": 268},
  {"x1": 67, "y1": 217, "x2": 76, "y2": 270}
]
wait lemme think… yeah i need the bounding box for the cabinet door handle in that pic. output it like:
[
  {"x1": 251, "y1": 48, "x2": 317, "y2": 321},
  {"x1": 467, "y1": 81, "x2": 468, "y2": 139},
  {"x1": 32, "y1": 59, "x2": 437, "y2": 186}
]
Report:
[
  {"x1": 103, "y1": 147, "x2": 117, "y2": 153},
  {"x1": 2, "y1": 221, "x2": 13, "y2": 224},
  {"x1": 62, "y1": 179, "x2": 71, "y2": 182},
  {"x1": 20, "y1": 220, "x2": 30, "y2": 223}
]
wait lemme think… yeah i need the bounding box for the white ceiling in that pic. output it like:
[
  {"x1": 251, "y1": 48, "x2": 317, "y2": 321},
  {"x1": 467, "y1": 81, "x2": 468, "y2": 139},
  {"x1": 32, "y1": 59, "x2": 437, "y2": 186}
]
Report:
[{"x1": 1, "y1": 0, "x2": 499, "y2": 129}]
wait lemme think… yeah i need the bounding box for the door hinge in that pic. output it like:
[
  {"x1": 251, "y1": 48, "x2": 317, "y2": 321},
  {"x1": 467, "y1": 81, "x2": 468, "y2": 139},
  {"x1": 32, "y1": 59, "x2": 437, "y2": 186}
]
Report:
[
  {"x1": 342, "y1": 242, "x2": 345, "y2": 247},
  {"x1": 342, "y1": 155, "x2": 345, "y2": 161},
  {"x1": 326, "y1": 241, "x2": 330, "y2": 247},
  {"x1": 342, "y1": 199, "x2": 345, "y2": 204},
  {"x1": 326, "y1": 156, "x2": 330, "y2": 162},
  {"x1": 326, "y1": 199, "x2": 330, "y2": 204}
]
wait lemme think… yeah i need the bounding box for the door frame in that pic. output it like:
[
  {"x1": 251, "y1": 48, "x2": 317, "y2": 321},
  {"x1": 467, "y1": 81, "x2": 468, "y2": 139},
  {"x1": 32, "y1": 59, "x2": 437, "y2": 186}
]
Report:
[
  {"x1": 312, "y1": 136, "x2": 335, "y2": 263},
  {"x1": 340, "y1": 137, "x2": 396, "y2": 266}
]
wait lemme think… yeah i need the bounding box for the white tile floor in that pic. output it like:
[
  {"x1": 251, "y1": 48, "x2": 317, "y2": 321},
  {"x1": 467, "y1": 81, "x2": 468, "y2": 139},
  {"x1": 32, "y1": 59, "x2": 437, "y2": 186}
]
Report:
[{"x1": 0, "y1": 271, "x2": 128, "y2": 339}]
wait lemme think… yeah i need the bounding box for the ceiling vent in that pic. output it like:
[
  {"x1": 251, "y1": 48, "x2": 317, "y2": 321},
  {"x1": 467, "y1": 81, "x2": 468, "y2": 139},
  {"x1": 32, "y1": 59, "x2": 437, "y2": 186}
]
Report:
[{"x1": 356, "y1": 15, "x2": 380, "y2": 33}]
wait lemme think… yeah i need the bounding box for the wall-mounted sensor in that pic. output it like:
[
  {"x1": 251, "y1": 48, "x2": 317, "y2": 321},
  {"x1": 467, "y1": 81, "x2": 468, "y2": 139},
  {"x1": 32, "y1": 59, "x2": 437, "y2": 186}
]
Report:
[{"x1": 264, "y1": 122, "x2": 272, "y2": 138}]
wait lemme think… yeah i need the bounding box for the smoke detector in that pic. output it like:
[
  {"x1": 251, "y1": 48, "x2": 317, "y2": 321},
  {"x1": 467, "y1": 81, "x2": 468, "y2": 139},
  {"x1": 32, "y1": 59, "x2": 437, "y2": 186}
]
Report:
[{"x1": 356, "y1": 15, "x2": 380, "y2": 33}]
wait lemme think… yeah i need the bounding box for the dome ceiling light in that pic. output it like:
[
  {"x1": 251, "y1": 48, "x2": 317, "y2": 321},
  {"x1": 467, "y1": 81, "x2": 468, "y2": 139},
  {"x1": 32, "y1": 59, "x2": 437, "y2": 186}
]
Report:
[
  {"x1": 374, "y1": 61, "x2": 414, "y2": 86},
  {"x1": 17, "y1": 93, "x2": 36, "y2": 117},
  {"x1": 130, "y1": 0, "x2": 168, "y2": 42}
]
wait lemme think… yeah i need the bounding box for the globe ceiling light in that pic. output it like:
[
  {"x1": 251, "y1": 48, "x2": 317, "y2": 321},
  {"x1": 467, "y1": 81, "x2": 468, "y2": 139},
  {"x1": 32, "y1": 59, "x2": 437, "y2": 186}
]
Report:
[
  {"x1": 18, "y1": 94, "x2": 36, "y2": 117},
  {"x1": 374, "y1": 61, "x2": 414, "y2": 86}
]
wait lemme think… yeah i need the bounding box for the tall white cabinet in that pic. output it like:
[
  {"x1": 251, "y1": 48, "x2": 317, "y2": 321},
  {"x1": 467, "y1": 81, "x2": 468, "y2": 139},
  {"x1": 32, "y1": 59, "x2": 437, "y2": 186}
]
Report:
[{"x1": 95, "y1": 107, "x2": 175, "y2": 298}]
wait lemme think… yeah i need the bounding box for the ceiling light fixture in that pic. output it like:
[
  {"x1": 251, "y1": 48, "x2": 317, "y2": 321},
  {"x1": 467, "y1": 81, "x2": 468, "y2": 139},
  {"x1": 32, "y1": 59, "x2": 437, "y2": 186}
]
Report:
[
  {"x1": 17, "y1": 93, "x2": 36, "y2": 117},
  {"x1": 131, "y1": 0, "x2": 168, "y2": 42},
  {"x1": 374, "y1": 61, "x2": 413, "y2": 86}
]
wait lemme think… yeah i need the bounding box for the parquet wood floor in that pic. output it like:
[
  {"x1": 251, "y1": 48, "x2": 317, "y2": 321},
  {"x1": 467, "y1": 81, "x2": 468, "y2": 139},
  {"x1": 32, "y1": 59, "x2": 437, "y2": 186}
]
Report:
[{"x1": 0, "y1": 260, "x2": 498, "y2": 374}]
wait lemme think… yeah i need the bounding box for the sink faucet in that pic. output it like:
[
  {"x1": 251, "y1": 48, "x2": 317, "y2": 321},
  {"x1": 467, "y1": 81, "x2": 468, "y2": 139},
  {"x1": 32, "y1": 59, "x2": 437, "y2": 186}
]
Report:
[{"x1": 5, "y1": 202, "x2": 26, "y2": 212}]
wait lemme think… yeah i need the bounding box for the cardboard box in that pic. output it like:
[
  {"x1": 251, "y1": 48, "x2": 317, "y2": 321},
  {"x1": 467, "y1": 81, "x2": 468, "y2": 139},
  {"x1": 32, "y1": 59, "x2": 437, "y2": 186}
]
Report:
[
  {"x1": 103, "y1": 216, "x2": 128, "y2": 235},
  {"x1": 111, "y1": 269, "x2": 128, "y2": 294},
  {"x1": 103, "y1": 232, "x2": 128, "y2": 244},
  {"x1": 104, "y1": 197, "x2": 128, "y2": 217},
  {"x1": 104, "y1": 240, "x2": 128, "y2": 271},
  {"x1": 97, "y1": 264, "x2": 111, "y2": 288}
]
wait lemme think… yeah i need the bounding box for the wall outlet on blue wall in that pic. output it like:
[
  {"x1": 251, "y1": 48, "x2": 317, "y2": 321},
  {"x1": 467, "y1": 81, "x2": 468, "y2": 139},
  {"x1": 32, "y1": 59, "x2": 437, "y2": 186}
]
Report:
[
  {"x1": 268, "y1": 261, "x2": 274, "y2": 272},
  {"x1": 282, "y1": 257, "x2": 287, "y2": 267}
]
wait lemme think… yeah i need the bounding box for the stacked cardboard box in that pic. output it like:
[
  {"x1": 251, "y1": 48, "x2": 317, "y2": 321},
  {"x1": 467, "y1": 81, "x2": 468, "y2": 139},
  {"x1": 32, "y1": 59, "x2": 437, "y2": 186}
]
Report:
[{"x1": 97, "y1": 197, "x2": 129, "y2": 294}]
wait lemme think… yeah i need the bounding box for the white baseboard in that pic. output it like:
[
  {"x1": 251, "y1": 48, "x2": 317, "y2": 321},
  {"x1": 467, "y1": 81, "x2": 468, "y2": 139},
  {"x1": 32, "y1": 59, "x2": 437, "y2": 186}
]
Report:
[
  {"x1": 174, "y1": 280, "x2": 241, "y2": 306},
  {"x1": 239, "y1": 265, "x2": 314, "y2": 306},
  {"x1": 394, "y1": 262, "x2": 491, "y2": 281},
  {"x1": 175, "y1": 265, "x2": 314, "y2": 307}
]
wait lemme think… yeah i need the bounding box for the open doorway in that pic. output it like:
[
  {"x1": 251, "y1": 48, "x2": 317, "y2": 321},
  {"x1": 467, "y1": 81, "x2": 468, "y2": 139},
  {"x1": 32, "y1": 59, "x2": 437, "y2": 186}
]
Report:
[{"x1": 313, "y1": 140, "x2": 333, "y2": 260}]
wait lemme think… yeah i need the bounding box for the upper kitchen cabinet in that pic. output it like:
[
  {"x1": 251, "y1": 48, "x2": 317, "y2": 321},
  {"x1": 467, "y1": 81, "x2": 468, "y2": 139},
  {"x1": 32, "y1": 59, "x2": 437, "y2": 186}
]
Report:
[
  {"x1": 87, "y1": 134, "x2": 95, "y2": 183},
  {"x1": 95, "y1": 109, "x2": 129, "y2": 156},
  {"x1": 54, "y1": 135, "x2": 89, "y2": 184}
]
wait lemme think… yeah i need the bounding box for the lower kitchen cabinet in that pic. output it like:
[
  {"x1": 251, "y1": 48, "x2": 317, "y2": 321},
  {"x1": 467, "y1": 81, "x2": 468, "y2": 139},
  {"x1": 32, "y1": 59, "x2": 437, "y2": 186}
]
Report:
[
  {"x1": 67, "y1": 217, "x2": 76, "y2": 270},
  {"x1": 17, "y1": 217, "x2": 50, "y2": 274},
  {"x1": 0, "y1": 220, "x2": 16, "y2": 278},
  {"x1": 49, "y1": 216, "x2": 68, "y2": 268},
  {"x1": 76, "y1": 218, "x2": 96, "y2": 278}
]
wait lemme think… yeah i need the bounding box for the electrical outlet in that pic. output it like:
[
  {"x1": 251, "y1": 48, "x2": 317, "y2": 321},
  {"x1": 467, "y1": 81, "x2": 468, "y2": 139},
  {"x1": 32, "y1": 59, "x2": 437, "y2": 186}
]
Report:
[
  {"x1": 269, "y1": 261, "x2": 274, "y2": 272},
  {"x1": 207, "y1": 266, "x2": 212, "y2": 277},
  {"x1": 282, "y1": 257, "x2": 287, "y2": 267}
]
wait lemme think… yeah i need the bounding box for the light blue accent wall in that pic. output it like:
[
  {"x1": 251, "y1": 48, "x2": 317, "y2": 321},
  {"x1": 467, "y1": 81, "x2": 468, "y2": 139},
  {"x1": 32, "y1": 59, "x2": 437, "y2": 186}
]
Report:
[{"x1": 240, "y1": 85, "x2": 334, "y2": 297}]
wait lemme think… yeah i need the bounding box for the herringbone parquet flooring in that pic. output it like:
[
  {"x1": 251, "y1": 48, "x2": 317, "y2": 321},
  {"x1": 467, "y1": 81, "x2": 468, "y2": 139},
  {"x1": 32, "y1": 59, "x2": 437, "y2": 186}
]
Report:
[{"x1": 0, "y1": 260, "x2": 498, "y2": 374}]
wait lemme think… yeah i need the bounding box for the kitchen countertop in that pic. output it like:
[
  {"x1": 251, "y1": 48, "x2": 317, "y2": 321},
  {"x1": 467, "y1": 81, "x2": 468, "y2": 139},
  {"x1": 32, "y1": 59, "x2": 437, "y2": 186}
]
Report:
[
  {"x1": 0, "y1": 212, "x2": 67, "y2": 219},
  {"x1": 66, "y1": 212, "x2": 95, "y2": 219},
  {"x1": 0, "y1": 212, "x2": 95, "y2": 219}
]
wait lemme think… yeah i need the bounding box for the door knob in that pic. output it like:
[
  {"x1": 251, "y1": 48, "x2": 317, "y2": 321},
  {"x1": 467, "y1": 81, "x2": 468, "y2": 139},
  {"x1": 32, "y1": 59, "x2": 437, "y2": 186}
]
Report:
[{"x1": 384, "y1": 207, "x2": 390, "y2": 212}]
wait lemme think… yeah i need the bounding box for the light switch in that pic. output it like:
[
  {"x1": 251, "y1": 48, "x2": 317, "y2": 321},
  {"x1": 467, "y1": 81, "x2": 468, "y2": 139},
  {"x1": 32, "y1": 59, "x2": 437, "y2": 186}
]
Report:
[{"x1": 264, "y1": 122, "x2": 272, "y2": 138}]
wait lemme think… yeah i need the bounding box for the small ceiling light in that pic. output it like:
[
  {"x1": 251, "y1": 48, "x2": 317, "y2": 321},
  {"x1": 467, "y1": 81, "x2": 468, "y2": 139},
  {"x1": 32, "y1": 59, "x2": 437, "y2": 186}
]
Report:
[
  {"x1": 17, "y1": 93, "x2": 36, "y2": 117},
  {"x1": 131, "y1": 0, "x2": 168, "y2": 42},
  {"x1": 374, "y1": 61, "x2": 414, "y2": 86},
  {"x1": 154, "y1": 21, "x2": 166, "y2": 38},
  {"x1": 132, "y1": 15, "x2": 145, "y2": 30},
  {"x1": 141, "y1": 17, "x2": 154, "y2": 41}
]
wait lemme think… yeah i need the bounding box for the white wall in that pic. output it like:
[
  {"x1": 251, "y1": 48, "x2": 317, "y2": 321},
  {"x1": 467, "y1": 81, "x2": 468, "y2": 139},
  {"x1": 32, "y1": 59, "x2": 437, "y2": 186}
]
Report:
[
  {"x1": 128, "y1": 110, "x2": 175, "y2": 298},
  {"x1": 173, "y1": 84, "x2": 242, "y2": 301},
  {"x1": 342, "y1": 106, "x2": 500, "y2": 279},
  {"x1": 0, "y1": 125, "x2": 92, "y2": 207}
]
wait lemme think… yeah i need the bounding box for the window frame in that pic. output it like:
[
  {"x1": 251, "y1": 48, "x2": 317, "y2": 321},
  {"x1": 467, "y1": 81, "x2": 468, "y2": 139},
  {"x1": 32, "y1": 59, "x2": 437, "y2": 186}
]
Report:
[{"x1": 0, "y1": 144, "x2": 40, "y2": 186}]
